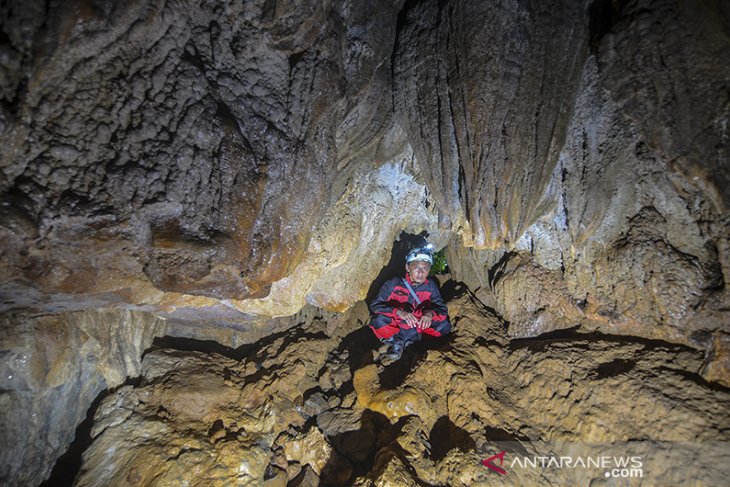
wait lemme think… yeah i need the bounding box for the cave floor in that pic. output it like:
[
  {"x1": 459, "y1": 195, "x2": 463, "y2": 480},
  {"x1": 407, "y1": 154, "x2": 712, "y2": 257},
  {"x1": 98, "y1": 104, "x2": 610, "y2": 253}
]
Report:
[{"x1": 48, "y1": 285, "x2": 730, "y2": 486}]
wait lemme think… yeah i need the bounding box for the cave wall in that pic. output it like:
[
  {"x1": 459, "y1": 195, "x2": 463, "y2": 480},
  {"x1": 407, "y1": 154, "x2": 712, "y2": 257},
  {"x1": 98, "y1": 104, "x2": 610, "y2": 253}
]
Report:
[
  {"x1": 1, "y1": 0, "x2": 726, "y2": 328},
  {"x1": 435, "y1": 0, "x2": 730, "y2": 384},
  {"x1": 44, "y1": 295, "x2": 730, "y2": 486},
  {"x1": 0, "y1": 0, "x2": 729, "y2": 483},
  {"x1": 1, "y1": 0, "x2": 440, "y2": 319},
  {"x1": 0, "y1": 309, "x2": 165, "y2": 485},
  {"x1": 393, "y1": 0, "x2": 590, "y2": 248}
]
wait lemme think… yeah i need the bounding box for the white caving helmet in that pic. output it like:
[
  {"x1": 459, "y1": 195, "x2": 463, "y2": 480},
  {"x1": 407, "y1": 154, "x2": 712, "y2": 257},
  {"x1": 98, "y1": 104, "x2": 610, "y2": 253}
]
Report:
[{"x1": 406, "y1": 243, "x2": 434, "y2": 265}]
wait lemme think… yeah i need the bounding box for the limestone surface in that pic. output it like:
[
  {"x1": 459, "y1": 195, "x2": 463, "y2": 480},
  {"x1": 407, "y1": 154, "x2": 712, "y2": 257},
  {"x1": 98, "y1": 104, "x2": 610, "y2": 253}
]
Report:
[
  {"x1": 1, "y1": 0, "x2": 726, "y2": 337},
  {"x1": 0, "y1": 309, "x2": 165, "y2": 486},
  {"x1": 71, "y1": 293, "x2": 730, "y2": 486},
  {"x1": 0, "y1": 0, "x2": 728, "y2": 485}
]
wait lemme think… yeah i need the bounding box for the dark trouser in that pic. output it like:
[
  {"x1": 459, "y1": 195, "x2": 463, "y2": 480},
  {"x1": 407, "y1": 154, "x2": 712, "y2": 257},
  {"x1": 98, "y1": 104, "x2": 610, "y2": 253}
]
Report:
[{"x1": 370, "y1": 313, "x2": 452, "y2": 345}]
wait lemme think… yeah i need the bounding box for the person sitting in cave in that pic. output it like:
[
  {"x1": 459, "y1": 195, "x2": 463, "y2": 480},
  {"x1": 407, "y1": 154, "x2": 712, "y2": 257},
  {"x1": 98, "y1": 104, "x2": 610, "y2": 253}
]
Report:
[{"x1": 369, "y1": 244, "x2": 452, "y2": 362}]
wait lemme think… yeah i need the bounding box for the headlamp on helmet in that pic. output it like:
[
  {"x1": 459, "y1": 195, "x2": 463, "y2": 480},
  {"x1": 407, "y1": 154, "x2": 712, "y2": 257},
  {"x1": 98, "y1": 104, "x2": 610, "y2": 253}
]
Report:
[{"x1": 406, "y1": 243, "x2": 435, "y2": 265}]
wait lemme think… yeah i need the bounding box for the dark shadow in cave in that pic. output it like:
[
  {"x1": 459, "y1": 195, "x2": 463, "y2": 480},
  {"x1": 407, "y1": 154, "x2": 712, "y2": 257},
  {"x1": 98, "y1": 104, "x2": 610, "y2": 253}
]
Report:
[
  {"x1": 655, "y1": 366, "x2": 730, "y2": 393},
  {"x1": 437, "y1": 278, "x2": 469, "y2": 302},
  {"x1": 510, "y1": 326, "x2": 698, "y2": 354},
  {"x1": 588, "y1": 0, "x2": 626, "y2": 55},
  {"x1": 319, "y1": 410, "x2": 437, "y2": 487},
  {"x1": 593, "y1": 358, "x2": 635, "y2": 379},
  {"x1": 482, "y1": 426, "x2": 530, "y2": 456},
  {"x1": 147, "y1": 335, "x2": 252, "y2": 359},
  {"x1": 429, "y1": 416, "x2": 476, "y2": 461},
  {"x1": 148, "y1": 324, "x2": 329, "y2": 363},
  {"x1": 365, "y1": 231, "x2": 430, "y2": 303},
  {"x1": 325, "y1": 325, "x2": 380, "y2": 399},
  {"x1": 318, "y1": 409, "x2": 389, "y2": 486},
  {"x1": 39, "y1": 376, "x2": 142, "y2": 487}
]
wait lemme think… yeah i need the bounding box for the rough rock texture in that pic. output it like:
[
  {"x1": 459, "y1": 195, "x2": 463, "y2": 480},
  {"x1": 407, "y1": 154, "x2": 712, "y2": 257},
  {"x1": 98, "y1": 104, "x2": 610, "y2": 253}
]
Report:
[
  {"x1": 73, "y1": 307, "x2": 363, "y2": 487},
  {"x1": 394, "y1": 0, "x2": 729, "y2": 250},
  {"x1": 72, "y1": 292, "x2": 730, "y2": 486},
  {"x1": 0, "y1": 302, "x2": 365, "y2": 487},
  {"x1": 0, "y1": 0, "x2": 728, "y2": 485},
  {"x1": 0, "y1": 0, "x2": 727, "y2": 367},
  {"x1": 0, "y1": 0, "x2": 440, "y2": 319},
  {"x1": 0, "y1": 309, "x2": 165, "y2": 486},
  {"x1": 2, "y1": 0, "x2": 724, "y2": 326},
  {"x1": 393, "y1": 0, "x2": 590, "y2": 248},
  {"x1": 430, "y1": 1, "x2": 730, "y2": 383}
]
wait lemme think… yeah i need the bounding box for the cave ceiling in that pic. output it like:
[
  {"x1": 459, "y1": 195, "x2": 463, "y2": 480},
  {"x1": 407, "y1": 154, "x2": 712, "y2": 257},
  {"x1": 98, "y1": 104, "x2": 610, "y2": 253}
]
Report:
[
  {"x1": 1, "y1": 2, "x2": 729, "y2": 484},
  {"x1": 0, "y1": 0, "x2": 727, "y2": 340}
]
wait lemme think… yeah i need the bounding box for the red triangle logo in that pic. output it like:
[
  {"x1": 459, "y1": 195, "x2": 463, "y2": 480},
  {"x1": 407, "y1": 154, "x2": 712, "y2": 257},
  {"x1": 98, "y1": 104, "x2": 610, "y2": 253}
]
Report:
[{"x1": 482, "y1": 451, "x2": 507, "y2": 475}]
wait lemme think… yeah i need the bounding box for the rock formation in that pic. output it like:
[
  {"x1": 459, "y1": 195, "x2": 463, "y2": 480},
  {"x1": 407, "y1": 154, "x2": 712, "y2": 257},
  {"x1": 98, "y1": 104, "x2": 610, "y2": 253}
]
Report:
[
  {"x1": 69, "y1": 294, "x2": 730, "y2": 486},
  {"x1": 0, "y1": 309, "x2": 165, "y2": 486},
  {"x1": 0, "y1": 0, "x2": 728, "y2": 485}
]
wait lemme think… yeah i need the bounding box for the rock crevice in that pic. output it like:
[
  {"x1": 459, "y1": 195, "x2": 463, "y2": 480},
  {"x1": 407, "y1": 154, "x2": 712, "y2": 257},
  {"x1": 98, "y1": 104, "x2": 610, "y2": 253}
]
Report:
[
  {"x1": 57, "y1": 293, "x2": 730, "y2": 486},
  {"x1": 0, "y1": 0, "x2": 729, "y2": 484}
]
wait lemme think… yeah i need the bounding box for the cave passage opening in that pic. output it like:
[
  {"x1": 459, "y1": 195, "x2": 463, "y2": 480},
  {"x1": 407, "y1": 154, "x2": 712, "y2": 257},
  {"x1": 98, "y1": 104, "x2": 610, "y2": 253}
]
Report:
[
  {"x1": 37, "y1": 230, "x2": 479, "y2": 486},
  {"x1": 365, "y1": 229, "x2": 458, "y2": 302},
  {"x1": 365, "y1": 231, "x2": 431, "y2": 303}
]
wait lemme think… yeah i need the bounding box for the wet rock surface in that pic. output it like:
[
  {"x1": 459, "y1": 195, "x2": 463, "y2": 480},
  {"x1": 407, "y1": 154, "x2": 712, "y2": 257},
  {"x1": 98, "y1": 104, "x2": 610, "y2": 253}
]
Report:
[
  {"x1": 0, "y1": 0, "x2": 728, "y2": 485},
  {"x1": 66, "y1": 292, "x2": 729, "y2": 486},
  {"x1": 0, "y1": 0, "x2": 440, "y2": 318},
  {"x1": 0, "y1": 309, "x2": 165, "y2": 486},
  {"x1": 0, "y1": 0, "x2": 726, "y2": 332}
]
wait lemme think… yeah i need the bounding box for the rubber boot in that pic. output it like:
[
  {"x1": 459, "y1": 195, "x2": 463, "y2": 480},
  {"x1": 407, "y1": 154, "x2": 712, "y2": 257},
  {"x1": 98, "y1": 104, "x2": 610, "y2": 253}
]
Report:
[{"x1": 383, "y1": 339, "x2": 404, "y2": 361}]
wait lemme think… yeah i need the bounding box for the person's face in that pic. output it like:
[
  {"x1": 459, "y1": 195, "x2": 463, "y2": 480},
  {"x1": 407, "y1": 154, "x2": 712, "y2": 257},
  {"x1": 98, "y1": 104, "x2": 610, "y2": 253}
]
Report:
[{"x1": 406, "y1": 261, "x2": 431, "y2": 285}]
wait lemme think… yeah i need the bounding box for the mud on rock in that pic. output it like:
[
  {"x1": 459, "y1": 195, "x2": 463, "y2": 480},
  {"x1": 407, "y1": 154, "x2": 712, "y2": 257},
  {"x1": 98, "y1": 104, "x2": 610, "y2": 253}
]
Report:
[{"x1": 64, "y1": 291, "x2": 730, "y2": 486}]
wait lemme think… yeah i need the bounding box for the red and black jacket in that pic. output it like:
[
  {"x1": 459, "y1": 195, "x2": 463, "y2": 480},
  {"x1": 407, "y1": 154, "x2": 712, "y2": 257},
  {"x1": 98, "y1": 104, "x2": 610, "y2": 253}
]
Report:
[{"x1": 369, "y1": 275, "x2": 449, "y2": 323}]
